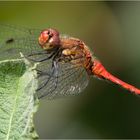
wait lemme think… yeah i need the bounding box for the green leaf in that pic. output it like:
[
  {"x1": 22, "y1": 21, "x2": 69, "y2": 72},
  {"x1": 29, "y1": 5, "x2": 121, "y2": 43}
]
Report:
[{"x1": 0, "y1": 58, "x2": 39, "y2": 140}]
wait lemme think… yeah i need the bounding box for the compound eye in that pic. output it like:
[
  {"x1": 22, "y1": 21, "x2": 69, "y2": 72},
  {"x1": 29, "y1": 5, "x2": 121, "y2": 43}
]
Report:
[
  {"x1": 38, "y1": 28, "x2": 60, "y2": 50},
  {"x1": 38, "y1": 30, "x2": 50, "y2": 46}
]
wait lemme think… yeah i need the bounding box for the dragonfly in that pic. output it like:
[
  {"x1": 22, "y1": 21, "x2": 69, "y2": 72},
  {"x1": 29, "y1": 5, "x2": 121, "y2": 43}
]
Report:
[{"x1": 0, "y1": 24, "x2": 140, "y2": 99}]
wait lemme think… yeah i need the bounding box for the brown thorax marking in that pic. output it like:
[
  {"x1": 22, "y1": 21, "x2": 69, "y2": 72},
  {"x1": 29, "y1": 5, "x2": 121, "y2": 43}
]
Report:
[{"x1": 60, "y1": 37, "x2": 92, "y2": 72}]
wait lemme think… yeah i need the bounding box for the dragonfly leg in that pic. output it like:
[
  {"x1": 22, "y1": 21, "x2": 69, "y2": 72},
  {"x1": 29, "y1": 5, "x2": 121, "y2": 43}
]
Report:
[
  {"x1": 27, "y1": 51, "x2": 48, "y2": 57},
  {"x1": 36, "y1": 72, "x2": 54, "y2": 92},
  {"x1": 36, "y1": 61, "x2": 56, "y2": 91},
  {"x1": 45, "y1": 61, "x2": 59, "y2": 96},
  {"x1": 25, "y1": 51, "x2": 56, "y2": 62},
  {"x1": 53, "y1": 60, "x2": 59, "y2": 88},
  {"x1": 37, "y1": 60, "x2": 59, "y2": 99},
  {"x1": 36, "y1": 69, "x2": 51, "y2": 78}
]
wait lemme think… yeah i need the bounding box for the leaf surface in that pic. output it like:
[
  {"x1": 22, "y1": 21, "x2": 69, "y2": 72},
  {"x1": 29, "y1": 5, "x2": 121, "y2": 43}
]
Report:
[{"x1": 0, "y1": 59, "x2": 38, "y2": 140}]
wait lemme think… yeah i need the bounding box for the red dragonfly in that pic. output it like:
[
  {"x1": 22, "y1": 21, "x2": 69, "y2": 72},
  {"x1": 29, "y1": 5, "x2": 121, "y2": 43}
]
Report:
[{"x1": 0, "y1": 24, "x2": 140, "y2": 99}]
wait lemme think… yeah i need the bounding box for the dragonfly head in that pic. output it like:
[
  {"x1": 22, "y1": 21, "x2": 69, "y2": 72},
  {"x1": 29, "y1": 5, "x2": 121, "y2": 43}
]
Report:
[{"x1": 38, "y1": 28, "x2": 60, "y2": 50}]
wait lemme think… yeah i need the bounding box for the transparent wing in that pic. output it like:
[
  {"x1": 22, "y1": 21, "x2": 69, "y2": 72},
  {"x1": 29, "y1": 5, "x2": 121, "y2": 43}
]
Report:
[
  {"x1": 0, "y1": 24, "x2": 44, "y2": 60},
  {"x1": 37, "y1": 60, "x2": 89, "y2": 99},
  {"x1": 0, "y1": 24, "x2": 89, "y2": 99}
]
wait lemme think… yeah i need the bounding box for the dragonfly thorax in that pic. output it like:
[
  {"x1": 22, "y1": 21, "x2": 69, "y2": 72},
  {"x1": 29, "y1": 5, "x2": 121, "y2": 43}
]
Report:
[{"x1": 60, "y1": 37, "x2": 93, "y2": 73}]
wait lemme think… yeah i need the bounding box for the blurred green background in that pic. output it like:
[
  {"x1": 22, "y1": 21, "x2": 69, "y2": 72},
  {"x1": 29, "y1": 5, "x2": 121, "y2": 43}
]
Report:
[{"x1": 0, "y1": 1, "x2": 140, "y2": 139}]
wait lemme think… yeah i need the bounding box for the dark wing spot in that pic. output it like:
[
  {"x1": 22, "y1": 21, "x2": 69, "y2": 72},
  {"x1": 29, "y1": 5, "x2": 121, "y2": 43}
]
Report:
[{"x1": 6, "y1": 38, "x2": 14, "y2": 44}]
